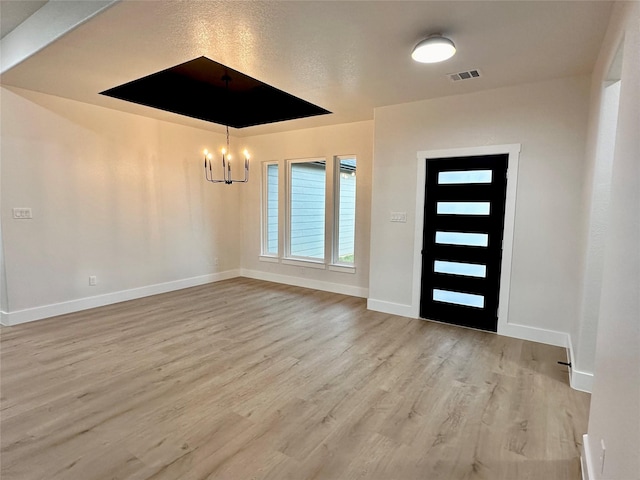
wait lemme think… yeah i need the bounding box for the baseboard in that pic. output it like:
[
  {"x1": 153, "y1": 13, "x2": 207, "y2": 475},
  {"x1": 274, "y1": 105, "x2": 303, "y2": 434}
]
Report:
[
  {"x1": 366, "y1": 298, "x2": 415, "y2": 318},
  {"x1": 240, "y1": 269, "x2": 368, "y2": 298},
  {"x1": 0, "y1": 270, "x2": 240, "y2": 326},
  {"x1": 368, "y1": 301, "x2": 576, "y2": 351},
  {"x1": 567, "y1": 336, "x2": 594, "y2": 393},
  {"x1": 582, "y1": 434, "x2": 595, "y2": 480},
  {"x1": 571, "y1": 369, "x2": 594, "y2": 393},
  {"x1": 497, "y1": 321, "x2": 569, "y2": 348}
]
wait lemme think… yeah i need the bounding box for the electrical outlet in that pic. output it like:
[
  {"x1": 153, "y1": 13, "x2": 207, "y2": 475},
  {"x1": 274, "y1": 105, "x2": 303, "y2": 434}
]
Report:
[
  {"x1": 214, "y1": 257, "x2": 219, "y2": 267},
  {"x1": 89, "y1": 276, "x2": 97, "y2": 286},
  {"x1": 12, "y1": 208, "x2": 32, "y2": 219},
  {"x1": 600, "y1": 439, "x2": 606, "y2": 474}
]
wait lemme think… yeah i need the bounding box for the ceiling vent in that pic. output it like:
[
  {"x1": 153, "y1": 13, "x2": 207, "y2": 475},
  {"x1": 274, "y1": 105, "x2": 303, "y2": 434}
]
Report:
[{"x1": 447, "y1": 69, "x2": 482, "y2": 82}]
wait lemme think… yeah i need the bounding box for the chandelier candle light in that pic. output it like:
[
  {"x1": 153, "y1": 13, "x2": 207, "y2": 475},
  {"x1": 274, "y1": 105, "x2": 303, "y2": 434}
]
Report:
[
  {"x1": 203, "y1": 125, "x2": 250, "y2": 184},
  {"x1": 203, "y1": 74, "x2": 250, "y2": 184}
]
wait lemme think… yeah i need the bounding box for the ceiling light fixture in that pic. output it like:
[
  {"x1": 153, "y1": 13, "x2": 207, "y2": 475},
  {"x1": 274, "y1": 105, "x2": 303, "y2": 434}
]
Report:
[
  {"x1": 411, "y1": 34, "x2": 456, "y2": 63},
  {"x1": 203, "y1": 75, "x2": 250, "y2": 185}
]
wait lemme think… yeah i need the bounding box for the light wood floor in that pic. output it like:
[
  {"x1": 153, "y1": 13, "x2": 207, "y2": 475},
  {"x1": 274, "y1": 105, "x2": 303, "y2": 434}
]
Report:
[{"x1": 1, "y1": 278, "x2": 590, "y2": 480}]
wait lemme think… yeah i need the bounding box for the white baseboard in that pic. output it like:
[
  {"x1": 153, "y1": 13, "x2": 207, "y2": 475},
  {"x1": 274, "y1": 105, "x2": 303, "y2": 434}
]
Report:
[
  {"x1": 497, "y1": 321, "x2": 569, "y2": 347},
  {"x1": 571, "y1": 367, "x2": 594, "y2": 393},
  {"x1": 582, "y1": 434, "x2": 595, "y2": 480},
  {"x1": 368, "y1": 302, "x2": 594, "y2": 391},
  {"x1": 240, "y1": 269, "x2": 368, "y2": 298},
  {"x1": 368, "y1": 301, "x2": 576, "y2": 351},
  {"x1": 499, "y1": 324, "x2": 597, "y2": 392},
  {"x1": 0, "y1": 269, "x2": 369, "y2": 326},
  {"x1": 567, "y1": 336, "x2": 594, "y2": 393},
  {"x1": 366, "y1": 298, "x2": 415, "y2": 318},
  {"x1": 0, "y1": 270, "x2": 240, "y2": 326}
]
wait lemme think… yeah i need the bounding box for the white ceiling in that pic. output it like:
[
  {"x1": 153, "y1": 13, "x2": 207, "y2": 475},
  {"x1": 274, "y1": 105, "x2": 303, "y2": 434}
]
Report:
[
  {"x1": 0, "y1": 0, "x2": 48, "y2": 39},
  {"x1": 0, "y1": 1, "x2": 613, "y2": 137}
]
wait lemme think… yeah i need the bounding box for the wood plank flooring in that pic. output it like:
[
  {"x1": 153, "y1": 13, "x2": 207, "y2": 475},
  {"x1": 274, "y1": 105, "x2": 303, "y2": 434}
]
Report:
[{"x1": 0, "y1": 278, "x2": 590, "y2": 480}]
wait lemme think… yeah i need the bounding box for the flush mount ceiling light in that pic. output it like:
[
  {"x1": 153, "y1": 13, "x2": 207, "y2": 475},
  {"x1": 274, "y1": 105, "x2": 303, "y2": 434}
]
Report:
[{"x1": 411, "y1": 34, "x2": 456, "y2": 63}]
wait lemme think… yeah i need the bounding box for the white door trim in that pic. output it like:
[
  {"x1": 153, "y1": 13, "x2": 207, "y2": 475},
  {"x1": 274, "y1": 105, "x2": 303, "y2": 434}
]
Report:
[{"x1": 412, "y1": 144, "x2": 521, "y2": 333}]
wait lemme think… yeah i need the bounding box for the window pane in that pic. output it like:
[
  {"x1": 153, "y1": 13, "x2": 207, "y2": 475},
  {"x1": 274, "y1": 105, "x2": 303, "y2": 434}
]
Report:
[
  {"x1": 433, "y1": 289, "x2": 485, "y2": 308},
  {"x1": 290, "y1": 161, "x2": 326, "y2": 259},
  {"x1": 437, "y1": 202, "x2": 490, "y2": 215},
  {"x1": 438, "y1": 170, "x2": 493, "y2": 184},
  {"x1": 265, "y1": 164, "x2": 278, "y2": 254},
  {"x1": 435, "y1": 231, "x2": 488, "y2": 247},
  {"x1": 337, "y1": 157, "x2": 356, "y2": 263},
  {"x1": 434, "y1": 260, "x2": 486, "y2": 278}
]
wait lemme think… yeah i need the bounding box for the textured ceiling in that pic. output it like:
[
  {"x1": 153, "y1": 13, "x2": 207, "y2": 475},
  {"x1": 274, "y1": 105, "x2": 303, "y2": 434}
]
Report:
[
  {"x1": 0, "y1": 1, "x2": 614, "y2": 136},
  {"x1": 0, "y1": 0, "x2": 48, "y2": 39}
]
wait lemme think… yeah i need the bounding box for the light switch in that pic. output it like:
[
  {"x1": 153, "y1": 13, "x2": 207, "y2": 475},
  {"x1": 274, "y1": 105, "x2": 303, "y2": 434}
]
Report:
[
  {"x1": 390, "y1": 212, "x2": 407, "y2": 223},
  {"x1": 12, "y1": 208, "x2": 32, "y2": 219}
]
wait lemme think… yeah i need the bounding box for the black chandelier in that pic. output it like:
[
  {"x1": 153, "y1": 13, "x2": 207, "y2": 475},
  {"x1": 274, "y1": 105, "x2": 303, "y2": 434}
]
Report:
[{"x1": 203, "y1": 75, "x2": 250, "y2": 185}]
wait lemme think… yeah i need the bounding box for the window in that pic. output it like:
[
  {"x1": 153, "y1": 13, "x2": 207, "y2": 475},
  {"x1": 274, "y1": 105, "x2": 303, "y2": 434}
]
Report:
[
  {"x1": 287, "y1": 159, "x2": 326, "y2": 260},
  {"x1": 334, "y1": 156, "x2": 356, "y2": 265},
  {"x1": 262, "y1": 162, "x2": 279, "y2": 256},
  {"x1": 262, "y1": 155, "x2": 358, "y2": 271}
]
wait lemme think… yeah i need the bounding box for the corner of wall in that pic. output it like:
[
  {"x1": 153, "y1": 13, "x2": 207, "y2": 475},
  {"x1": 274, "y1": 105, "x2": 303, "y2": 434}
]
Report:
[
  {"x1": 366, "y1": 298, "x2": 415, "y2": 318},
  {"x1": 568, "y1": 335, "x2": 594, "y2": 393},
  {"x1": 581, "y1": 434, "x2": 595, "y2": 480},
  {"x1": 241, "y1": 268, "x2": 368, "y2": 299},
  {"x1": 1, "y1": 270, "x2": 240, "y2": 326}
]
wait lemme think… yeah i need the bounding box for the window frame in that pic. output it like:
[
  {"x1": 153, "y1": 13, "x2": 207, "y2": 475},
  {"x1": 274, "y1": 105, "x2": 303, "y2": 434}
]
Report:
[
  {"x1": 330, "y1": 155, "x2": 357, "y2": 271},
  {"x1": 260, "y1": 160, "x2": 280, "y2": 258},
  {"x1": 260, "y1": 155, "x2": 358, "y2": 273},
  {"x1": 284, "y1": 157, "x2": 328, "y2": 265}
]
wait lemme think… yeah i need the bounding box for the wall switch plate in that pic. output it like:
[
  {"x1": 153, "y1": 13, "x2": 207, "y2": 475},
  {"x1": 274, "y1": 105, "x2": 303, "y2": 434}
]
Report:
[
  {"x1": 390, "y1": 212, "x2": 407, "y2": 223},
  {"x1": 12, "y1": 208, "x2": 32, "y2": 219},
  {"x1": 89, "y1": 276, "x2": 97, "y2": 286}
]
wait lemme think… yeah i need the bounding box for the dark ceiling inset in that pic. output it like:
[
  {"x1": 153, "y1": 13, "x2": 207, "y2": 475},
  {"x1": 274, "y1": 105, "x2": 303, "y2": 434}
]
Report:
[{"x1": 100, "y1": 56, "x2": 331, "y2": 128}]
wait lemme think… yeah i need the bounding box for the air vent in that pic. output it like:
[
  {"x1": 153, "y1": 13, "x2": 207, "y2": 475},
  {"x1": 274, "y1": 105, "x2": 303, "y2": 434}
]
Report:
[{"x1": 447, "y1": 69, "x2": 482, "y2": 82}]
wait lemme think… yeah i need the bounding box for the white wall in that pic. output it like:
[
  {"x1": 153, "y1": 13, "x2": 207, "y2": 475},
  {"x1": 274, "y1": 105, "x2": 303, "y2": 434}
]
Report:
[
  {"x1": 240, "y1": 121, "x2": 373, "y2": 297},
  {"x1": 583, "y1": 2, "x2": 640, "y2": 478},
  {"x1": 369, "y1": 75, "x2": 590, "y2": 341},
  {"x1": 574, "y1": 77, "x2": 620, "y2": 386},
  {"x1": 0, "y1": 86, "x2": 241, "y2": 324}
]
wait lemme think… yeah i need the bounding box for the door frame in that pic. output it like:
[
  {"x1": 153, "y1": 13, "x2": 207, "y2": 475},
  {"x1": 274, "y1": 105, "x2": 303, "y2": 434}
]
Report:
[{"x1": 411, "y1": 144, "x2": 521, "y2": 334}]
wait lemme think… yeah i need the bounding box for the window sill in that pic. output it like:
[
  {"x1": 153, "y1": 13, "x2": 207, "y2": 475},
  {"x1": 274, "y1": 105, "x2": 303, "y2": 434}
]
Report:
[
  {"x1": 259, "y1": 257, "x2": 355, "y2": 273},
  {"x1": 328, "y1": 264, "x2": 356, "y2": 274},
  {"x1": 281, "y1": 258, "x2": 326, "y2": 270},
  {"x1": 259, "y1": 255, "x2": 280, "y2": 264}
]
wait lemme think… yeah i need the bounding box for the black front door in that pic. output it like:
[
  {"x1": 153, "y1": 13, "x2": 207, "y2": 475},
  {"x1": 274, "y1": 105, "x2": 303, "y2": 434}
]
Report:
[{"x1": 420, "y1": 155, "x2": 508, "y2": 332}]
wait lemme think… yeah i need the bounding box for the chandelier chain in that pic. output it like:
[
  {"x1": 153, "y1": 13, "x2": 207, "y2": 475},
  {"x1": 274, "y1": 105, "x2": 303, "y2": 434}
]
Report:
[{"x1": 202, "y1": 74, "x2": 250, "y2": 184}]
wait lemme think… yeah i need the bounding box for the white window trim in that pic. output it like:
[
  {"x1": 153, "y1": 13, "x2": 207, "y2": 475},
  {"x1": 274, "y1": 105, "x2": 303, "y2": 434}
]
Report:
[
  {"x1": 284, "y1": 157, "x2": 328, "y2": 263},
  {"x1": 332, "y1": 155, "x2": 357, "y2": 268},
  {"x1": 328, "y1": 264, "x2": 356, "y2": 274},
  {"x1": 259, "y1": 255, "x2": 280, "y2": 264},
  {"x1": 281, "y1": 258, "x2": 326, "y2": 269},
  {"x1": 412, "y1": 144, "x2": 521, "y2": 333},
  {"x1": 260, "y1": 155, "x2": 359, "y2": 275},
  {"x1": 261, "y1": 160, "x2": 279, "y2": 257}
]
